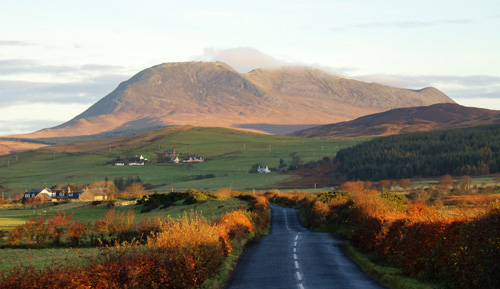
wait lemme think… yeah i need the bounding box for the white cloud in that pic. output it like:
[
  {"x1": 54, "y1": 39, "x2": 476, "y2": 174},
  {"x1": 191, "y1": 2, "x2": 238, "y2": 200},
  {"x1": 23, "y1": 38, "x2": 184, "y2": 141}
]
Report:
[
  {"x1": 0, "y1": 102, "x2": 89, "y2": 121},
  {"x1": 455, "y1": 98, "x2": 500, "y2": 110},
  {"x1": 198, "y1": 47, "x2": 288, "y2": 73},
  {"x1": 196, "y1": 47, "x2": 356, "y2": 75},
  {"x1": 355, "y1": 74, "x2": 500, "y2": 109}
]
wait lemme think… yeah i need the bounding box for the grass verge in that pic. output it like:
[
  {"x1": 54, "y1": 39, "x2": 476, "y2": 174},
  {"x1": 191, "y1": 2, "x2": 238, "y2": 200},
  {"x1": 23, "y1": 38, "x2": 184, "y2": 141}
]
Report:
[
  {"x1": 200, "y1": 209, "x2": 271, "y2": 289},
  {"x1": 342, "y1": 243, "x2": 441, "y2": 289}
]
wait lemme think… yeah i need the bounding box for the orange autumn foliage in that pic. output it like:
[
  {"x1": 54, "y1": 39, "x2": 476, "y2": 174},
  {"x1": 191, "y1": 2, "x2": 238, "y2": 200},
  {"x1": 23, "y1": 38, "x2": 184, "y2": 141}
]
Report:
[{"x1": 267, "y1": 188, "x2": 500, "y2": 289}]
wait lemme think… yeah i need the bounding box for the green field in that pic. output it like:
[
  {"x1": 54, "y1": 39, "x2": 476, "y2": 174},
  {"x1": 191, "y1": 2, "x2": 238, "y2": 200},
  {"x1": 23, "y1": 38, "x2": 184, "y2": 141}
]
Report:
[
  {"x1": 0, "y1": 196, "x2": 249, "y2": 272},
  {"x1": 0, "y1": 198, "x2": 247, "y2": 231},
  {"x1": 0, "y1": 126, "x2": 361, "y2": 197}
]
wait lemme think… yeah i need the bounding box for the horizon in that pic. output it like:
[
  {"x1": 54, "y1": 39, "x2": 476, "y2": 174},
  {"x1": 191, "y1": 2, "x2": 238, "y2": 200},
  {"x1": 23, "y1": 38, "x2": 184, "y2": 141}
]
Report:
[{"x1": 1, "y1": 0, "x2": 499, "y2": 135}]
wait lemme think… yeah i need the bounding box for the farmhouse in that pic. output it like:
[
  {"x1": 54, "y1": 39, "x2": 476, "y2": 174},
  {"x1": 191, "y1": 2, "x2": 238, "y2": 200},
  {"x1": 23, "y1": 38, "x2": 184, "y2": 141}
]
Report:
[
  {"x1": 23, "y1": 187, "x2": 86, "y2": 201},
  {"x1": 183, "y1": 157, "x2": 204, "y2": 163},
  {"x1": 113, "y1": 154, "x2": 148, "y2": 166},
  {"x1": 78, "y1": 189, "x2": 108, "y2": 201},
  {"x1": 258, "y1": 166, "x2": 271, "y2": 173},
  {"x1": 24, "y1": 188, "x2": 52, "y2": 199}
]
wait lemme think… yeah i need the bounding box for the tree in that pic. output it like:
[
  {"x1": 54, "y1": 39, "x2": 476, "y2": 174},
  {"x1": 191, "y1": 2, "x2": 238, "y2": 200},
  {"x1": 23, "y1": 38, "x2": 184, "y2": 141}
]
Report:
[
  {"x1": 89, "y1": 180, "x2": 117, "y2": 200},
  {"x1": 114, "y1": 177, "x2": 126, "y2": 192},
  {"x1": 125, "y1": 182, "x2": 145, "y2": 196},
  {"x1": 340, "y1": 181, "x2": 364, "y2": 193},
  {"x1": 288, "y1": 153, "x2": 302, "y2": 170},
  {"x1": 439, "y1": 175, "x2": 454, "y2": 188},
  {"x1": 459, "y1": 176, "x2": 473, "y2": 191},
  {"x1": 378, "y1": 180, "x2": 392, "y2": 190},
  {"x1": 399, "y1": 179, "x2": 412, "y2": 192}
]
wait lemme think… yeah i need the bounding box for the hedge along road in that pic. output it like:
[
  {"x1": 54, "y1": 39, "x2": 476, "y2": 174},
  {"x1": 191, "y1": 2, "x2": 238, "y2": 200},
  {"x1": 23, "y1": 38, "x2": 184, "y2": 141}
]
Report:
[{"x1": 224, "y1": 204, "x2": 388, "y2": 289}]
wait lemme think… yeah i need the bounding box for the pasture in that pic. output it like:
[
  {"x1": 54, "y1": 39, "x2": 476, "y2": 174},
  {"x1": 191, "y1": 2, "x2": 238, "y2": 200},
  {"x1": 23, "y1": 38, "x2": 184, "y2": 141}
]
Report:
[
  {"x1": 0, "y1": 127, "x2": 360, "y2": 196},
  {"x1": 0, "y1": 195, "x2": 249, "y2": 272}
]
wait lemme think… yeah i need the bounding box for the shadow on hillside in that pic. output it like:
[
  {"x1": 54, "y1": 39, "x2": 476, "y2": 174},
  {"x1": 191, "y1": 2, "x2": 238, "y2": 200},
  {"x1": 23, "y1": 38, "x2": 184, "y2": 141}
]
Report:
[{"x1": 236, "y1": 123, "x2": 321, "y2": 135}]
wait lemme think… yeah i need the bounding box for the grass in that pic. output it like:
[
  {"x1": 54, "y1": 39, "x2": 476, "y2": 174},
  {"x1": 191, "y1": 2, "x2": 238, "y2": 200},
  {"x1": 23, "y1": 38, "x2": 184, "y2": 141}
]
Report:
[
  {"x1": 0, "y1": 197, "x2": 247, "y2": 231},
  {"x1": 0, "y1": 195, "x2": 250, "y2": 273},
  {"x1": 0, "y1": 126, "x2": 360, "y2": 196},
  {"x1": 343, "y1": 244, "x2": 442, "y2": 289},
  {"x1": 0, "y1": 247, "x2": 99, "y2": 273}
]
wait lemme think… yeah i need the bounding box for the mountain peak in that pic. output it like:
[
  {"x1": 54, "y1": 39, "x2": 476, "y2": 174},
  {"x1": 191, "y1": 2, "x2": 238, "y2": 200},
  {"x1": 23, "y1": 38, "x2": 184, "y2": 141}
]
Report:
[{"x1": 16, "y1": 61, "x2": 454, "y2": 138}]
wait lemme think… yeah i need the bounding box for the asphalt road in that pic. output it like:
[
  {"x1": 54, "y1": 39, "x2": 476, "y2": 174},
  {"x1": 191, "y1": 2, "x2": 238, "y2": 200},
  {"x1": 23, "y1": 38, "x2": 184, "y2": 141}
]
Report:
[{"x1": 223, "y1": 204, "x2": 388, "y2": 289}]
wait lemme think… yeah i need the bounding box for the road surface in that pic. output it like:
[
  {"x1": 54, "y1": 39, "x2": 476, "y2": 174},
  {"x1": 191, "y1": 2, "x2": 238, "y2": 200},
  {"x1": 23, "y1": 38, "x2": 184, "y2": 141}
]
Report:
[{"x1": 224, "y1": 204, "x2": 388, "y2": 289}]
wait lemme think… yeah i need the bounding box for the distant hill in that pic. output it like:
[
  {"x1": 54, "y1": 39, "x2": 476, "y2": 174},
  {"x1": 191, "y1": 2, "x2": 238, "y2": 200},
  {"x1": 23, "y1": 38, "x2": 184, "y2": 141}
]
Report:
[
  {"x1": 290, "y1": 103, "x2": 500, "y2": 138},
  {"x1": 335, "y1": 124, "x2": 500, "y2": 180},
  {"x1": 12, "y1": 61, "x2": 453, "y2": 139}
]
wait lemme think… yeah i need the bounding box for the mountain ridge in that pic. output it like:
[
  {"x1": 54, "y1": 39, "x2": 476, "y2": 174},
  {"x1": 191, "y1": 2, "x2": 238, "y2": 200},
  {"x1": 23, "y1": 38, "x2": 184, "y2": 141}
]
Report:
[
  {"x1": 290, "y1": 103, "x2": 500, "y2": 138},
  {"x1": 9, "y1": 61, "x2": 454, "y2": 139}
]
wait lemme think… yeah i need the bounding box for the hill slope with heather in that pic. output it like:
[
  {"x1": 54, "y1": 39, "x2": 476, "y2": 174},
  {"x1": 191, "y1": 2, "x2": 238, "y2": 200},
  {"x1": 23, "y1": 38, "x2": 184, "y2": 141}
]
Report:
[
  {"x1": 291, "y1": 103, "x2": 500, "y2": 138},
  {"x1": 12, "y1": 61, "x2": 453, "y2": 139}
]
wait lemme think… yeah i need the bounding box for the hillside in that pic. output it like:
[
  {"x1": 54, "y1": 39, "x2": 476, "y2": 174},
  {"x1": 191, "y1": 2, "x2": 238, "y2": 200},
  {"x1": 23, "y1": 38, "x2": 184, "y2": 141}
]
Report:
[
  {"x1": 291, "y1": 103, "x2": 500, "y2": 138},
  {"x1": 335, "y1": 124, "x2": 500, "y2": 180},
  {"x1": 0, "y1": 126, "x2": 358, "y2": 194},
  {"x1": 12, "y1": 61, "x2": 453, "y2": 139}
]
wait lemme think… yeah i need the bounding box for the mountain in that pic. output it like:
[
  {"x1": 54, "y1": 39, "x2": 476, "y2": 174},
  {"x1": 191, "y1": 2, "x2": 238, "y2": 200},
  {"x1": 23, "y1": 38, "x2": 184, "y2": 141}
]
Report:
[
  {"x1": 290, "y1": 103, "x2": 500, "y2": 138},
  {"x1": 13, "y1": 61, "x2": 453, "y2": 138}
]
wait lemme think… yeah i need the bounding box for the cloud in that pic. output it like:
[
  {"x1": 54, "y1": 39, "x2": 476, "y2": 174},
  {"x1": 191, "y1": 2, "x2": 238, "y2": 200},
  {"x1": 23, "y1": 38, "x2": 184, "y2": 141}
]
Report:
[
  {"x1": 355, "y1": 74, "x2": 500, "y2": 107},
  {"x1": 199, "y1": 47, "x2": 287, "y2": 73},
  {"x1": 0, "y1": 102, "x2": 92, "y2": 136},
  {"x1": 0, "y1": 40, "x2": 32, "y2": 46},
  {"x1": 332, "y1": 18, "x2": 472, "y2": 31},
  {"x1": 0, "y1": 59, "x2": 125, "y2": 76},
  {"x1": 0, "y1": 74, "x2": 129, "y2": 106},
  {"x1": 196, "y1": 47, "x2": 356, "y2": 75},
  {"x1": 0, "y1": 120, "x2": 61, "y2": 136}
]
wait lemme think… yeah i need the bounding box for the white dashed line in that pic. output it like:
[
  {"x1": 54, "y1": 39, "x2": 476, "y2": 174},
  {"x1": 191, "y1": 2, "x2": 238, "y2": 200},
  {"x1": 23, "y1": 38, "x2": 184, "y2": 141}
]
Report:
[
  {"x1": 296, "y1": 271, "x2": 302, "y2": 281},
  {"x1": 294, "y1": 242, "x2": 297, "y2": 246},
  {"x1": 293, "y1": 248, "x2": 296, "y2": 253},
  {"x1": 295, "y1": 261, "x2": 300, "y2": 269},
  {"x1": 293, "y1": 253, "x2": 298, "y2": 260},
  {"x1": 298, "y1": 283, "x2": 305, "y2": 289}
]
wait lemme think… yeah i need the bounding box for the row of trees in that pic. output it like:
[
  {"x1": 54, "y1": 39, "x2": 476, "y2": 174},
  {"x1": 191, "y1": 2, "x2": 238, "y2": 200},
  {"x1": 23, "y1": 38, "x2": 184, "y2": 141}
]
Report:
[{"x1": 336, "y1": 124, "x2": 500, "y2": 180}]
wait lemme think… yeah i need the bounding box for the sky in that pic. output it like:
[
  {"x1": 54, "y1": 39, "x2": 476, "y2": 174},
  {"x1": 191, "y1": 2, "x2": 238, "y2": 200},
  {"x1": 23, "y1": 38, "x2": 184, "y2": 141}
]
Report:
[{"x1": 1, "y1": 0, "x2": 499, "y2": 136}]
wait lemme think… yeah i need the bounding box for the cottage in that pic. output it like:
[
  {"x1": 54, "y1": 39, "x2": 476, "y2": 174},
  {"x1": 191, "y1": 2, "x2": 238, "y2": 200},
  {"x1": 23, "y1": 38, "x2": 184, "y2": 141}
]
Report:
[
  {"x1": 258, "y1": 166, "x2": 271, "y2": 173},
  {"x1": 171, "y1": 157, "x2": 180, "y2": 164},
  {"x1": 182, "y1": 157, "x2": 204, "y2": 163},
  {"x1": 24, "y1": 188, "x2": 53, "y2": 199},
  {"x1": 79, "y1": 189, "x2": 108, "y2": 201},
  {"x1": 68, "y1": 191, "x2": 82, "y2": 200}
]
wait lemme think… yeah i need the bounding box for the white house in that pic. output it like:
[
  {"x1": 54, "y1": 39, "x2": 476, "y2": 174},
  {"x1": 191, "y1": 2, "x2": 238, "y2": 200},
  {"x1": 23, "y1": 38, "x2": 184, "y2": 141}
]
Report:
[
  {"x1": 24, "y1": 188, "x2": 53, "y2": 199},
  {"x1": 257, "y1": 166, "x2": 271, "y2": 173}
]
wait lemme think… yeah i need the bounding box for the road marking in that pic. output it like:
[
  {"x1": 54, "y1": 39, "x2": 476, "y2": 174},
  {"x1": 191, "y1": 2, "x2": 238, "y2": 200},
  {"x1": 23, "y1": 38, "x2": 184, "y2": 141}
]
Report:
[
  {"x1": 293, "y1": 248, "x2": 296, "y2": 252},
  {"x1": 296, "y1": 271, "x2": 302, "y2": 281},
  {"x1": 295, "y1": 235, "x2": 299, "y2": 240},
  {"x1": 295, "y1": 261, "x2": 300, "y2": 269},
  {"x1": 298, "y1": 283, "x2": 305, "y2": 289},
  {"x1": 293, "y1": 253, "x2": 298, "y2": 260},
  {"x1": 294, "y1": 242, "x2": 297, "y2": 246}
]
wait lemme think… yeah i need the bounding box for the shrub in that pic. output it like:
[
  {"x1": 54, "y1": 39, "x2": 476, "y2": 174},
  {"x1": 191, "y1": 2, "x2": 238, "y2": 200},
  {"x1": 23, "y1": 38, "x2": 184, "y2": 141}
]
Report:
[{"x1": 218, "y1": 211, "x2": 254, "y2": 241}]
